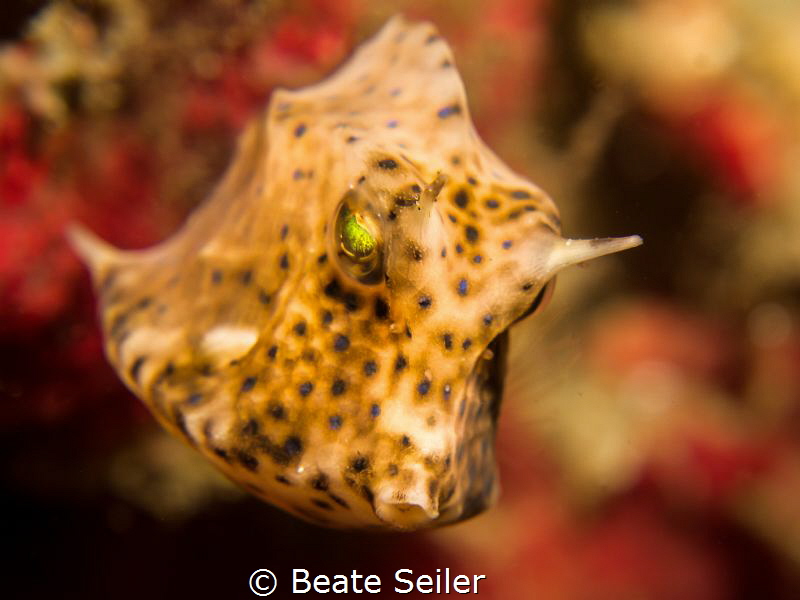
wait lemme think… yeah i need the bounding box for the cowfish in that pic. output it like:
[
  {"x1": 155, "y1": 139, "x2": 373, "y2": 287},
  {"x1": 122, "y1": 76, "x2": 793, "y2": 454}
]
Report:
[{"x1": 69, "y1": 16, "x2": 641, "y2": 530}]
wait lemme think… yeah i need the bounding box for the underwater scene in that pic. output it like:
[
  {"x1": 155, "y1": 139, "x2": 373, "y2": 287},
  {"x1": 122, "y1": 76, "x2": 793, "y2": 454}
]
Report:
[{"x1": 2, "y1": 1, "x2": 800, "y2": 598}]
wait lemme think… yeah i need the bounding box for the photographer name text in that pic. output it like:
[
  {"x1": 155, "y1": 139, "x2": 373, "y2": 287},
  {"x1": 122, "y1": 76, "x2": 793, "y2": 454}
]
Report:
[{"x1": 293, "y1": 568, "x2": 486, "y2": 595}]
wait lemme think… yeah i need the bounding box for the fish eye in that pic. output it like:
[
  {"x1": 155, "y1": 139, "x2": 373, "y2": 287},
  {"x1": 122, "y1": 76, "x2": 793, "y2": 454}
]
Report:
[
  {"x1": 341, "y1": 210, "x2": 376, "y2": 259},
  {"x1": 334, "y1": 201, "x2": 383, "y2": 284}
]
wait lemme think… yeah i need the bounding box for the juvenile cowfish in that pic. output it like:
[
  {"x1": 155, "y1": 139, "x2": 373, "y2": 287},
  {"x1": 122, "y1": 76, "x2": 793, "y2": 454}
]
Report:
[{"x1": 70, "y1": 16, "x2": 641, "y2": 530}]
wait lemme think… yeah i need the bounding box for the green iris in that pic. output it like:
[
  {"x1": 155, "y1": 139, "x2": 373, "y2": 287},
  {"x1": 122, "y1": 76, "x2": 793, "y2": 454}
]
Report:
[{"x1": 341, "y1": 212, "x2": 377, "y2": 259}]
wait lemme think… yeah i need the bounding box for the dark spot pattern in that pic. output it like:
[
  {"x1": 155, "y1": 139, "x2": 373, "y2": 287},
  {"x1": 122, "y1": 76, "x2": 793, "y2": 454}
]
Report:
[
  {"x1": 283, "y1": 436, "x2": 303, "y2": 459},
  {"x1": 299, "y1": 382, "x2": 314, "y2": 396},
  {"x1": 333, "y1": 334, "x2": 350, "y2": 351},
  {"x1": 418, "y1": 379, "x2": 431, "y2": 396},
  {"x1": 329, "y1": 415, "x2": 343, "y2": 429},
  {"x1": 294, "y1": 123, "x2": 307, "y2": 137},
  {"x1": 352, "y1": 456, "x2": 369, "y2": 472},
  {"x1": 240, "y1": 376, "x2": 257, "y2": 393},
  {"x1": 457, "y1": 279, "x2": 468, "y2": 296},
  {"x1": 374, "y1": 297, "x2": 389, "y2": 320},
  {"x1": 268, "y1": 402, "x2": 285, "y2": 420},
  {"x1": 129, "y1": 356, "x2": 145, "y2": 383},
  {"x1": 312, "y1": 473, "x2": 329, "y2": 491},
  {"x1": 437, "y1": 104, "x2": 462, "y2": 118},
  {"x1": 242, "y1": 418, "x2": 259, "y2": 435},
  {"x1": 324, "y1": 279, "x2": 341, "y2": 298},
  {"x1": 237, "y1": 451, "x2": 259, "y2": 472},
  {"x1": 377, "y1": 158, "x2": 398, "y2": 170},
  {"x1": 331, "y1": 379, "x2": 347, "y2": 396},
  {"x1": 364, "y1": 361, "x2": 378, "y2": 376}
]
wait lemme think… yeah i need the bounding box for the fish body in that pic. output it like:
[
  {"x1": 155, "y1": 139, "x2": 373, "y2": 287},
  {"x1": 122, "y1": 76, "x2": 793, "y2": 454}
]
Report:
[{"x1": 70, "y1": 16, "x2": 641, "y2": 530}]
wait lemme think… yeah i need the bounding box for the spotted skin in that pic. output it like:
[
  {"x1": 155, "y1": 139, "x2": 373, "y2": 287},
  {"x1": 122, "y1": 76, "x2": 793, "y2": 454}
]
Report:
[{"x1": 69, "y1": 17, "x2": 641, "y2": 530}]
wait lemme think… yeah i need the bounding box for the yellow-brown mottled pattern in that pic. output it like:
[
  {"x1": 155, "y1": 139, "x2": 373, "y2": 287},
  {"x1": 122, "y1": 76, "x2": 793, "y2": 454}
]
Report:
[{"x1": 70, "y1": 16, "x2": 641, "y2": 530}]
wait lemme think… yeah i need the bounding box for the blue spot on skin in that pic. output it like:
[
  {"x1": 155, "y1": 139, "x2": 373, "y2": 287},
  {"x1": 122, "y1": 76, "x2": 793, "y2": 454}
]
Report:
[
  {"x1": 333, "y1": 334, "x2": 350, "y2": 351},
  {"x1": 364, "y1": 360, "x2": 377, "y2": 376},
  {"x1": 455, "y1": 244, "x2": 463, "y2": 254},
  {"x1": 437, "y1": 104, "x2": 462, "y2": 118},
  {"x1": 187, "y1": 393, "x2": 203, "y2": 405},
  {"x1": 387, "y1": 119, "x2": 398, "y2": 128},
  {"x1": 240, "y1": 376, "x2": 256, "y2": 392},
  {"x1": 502, "y1": 240, "x2": 512, "y2": 249},
  {"x1": 299, "y1": 382, "x2": 313, "y2": 396},
  {"x1": 419, "y1": 296, "x2": 432, "y2": 309},
  {"x1": 441, "y1": 247, "x2": 447, "y2": 257},
  {"x1": 473, "y1": 255, "x2": 482, "y2": 264},
  {"x1": 370, "y1": 404, "x2": 380, "y2": 417},
  {"x1": 293, "y1": 169, "x2": 304, "y2": 180},
  {"x1": 511, "y1": 189, "x2": 531, "y2": 199},
  {"x1": 483, "y1": 314, "x2": 493, "y2": 326},
  {"x1": 457, "y1": 279, "x2": 468, "y2": 296},
  {"x1": 329, "y1": 415, "x2": 343, "y2": 430},
  {"x1": 294, "y1": 123, "x2": 307, "y2": 137},
  {"x1": 418, "y1": 379, "x2": 431, "y2": 395},
  {"x1": 485, "y1": 199, "x2": 499, "y2": 209}
]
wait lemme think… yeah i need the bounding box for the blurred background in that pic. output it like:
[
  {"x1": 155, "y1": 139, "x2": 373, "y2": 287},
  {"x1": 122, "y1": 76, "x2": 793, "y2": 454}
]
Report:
[{"x1": 2, "y1": 0, "x2": 800, "y2": 598}]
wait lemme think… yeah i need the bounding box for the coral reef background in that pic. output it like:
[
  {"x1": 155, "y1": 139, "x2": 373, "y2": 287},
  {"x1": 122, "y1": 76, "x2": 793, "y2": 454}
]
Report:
[{"x1": 3, "y1": 1, "x2": 800, "y2": 598}]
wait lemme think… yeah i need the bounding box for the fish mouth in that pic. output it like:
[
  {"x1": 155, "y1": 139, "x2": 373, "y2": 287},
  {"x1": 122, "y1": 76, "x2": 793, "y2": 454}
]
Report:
[{"x1": 372, "y1": 332, "x2": 510, "y2": 530}]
